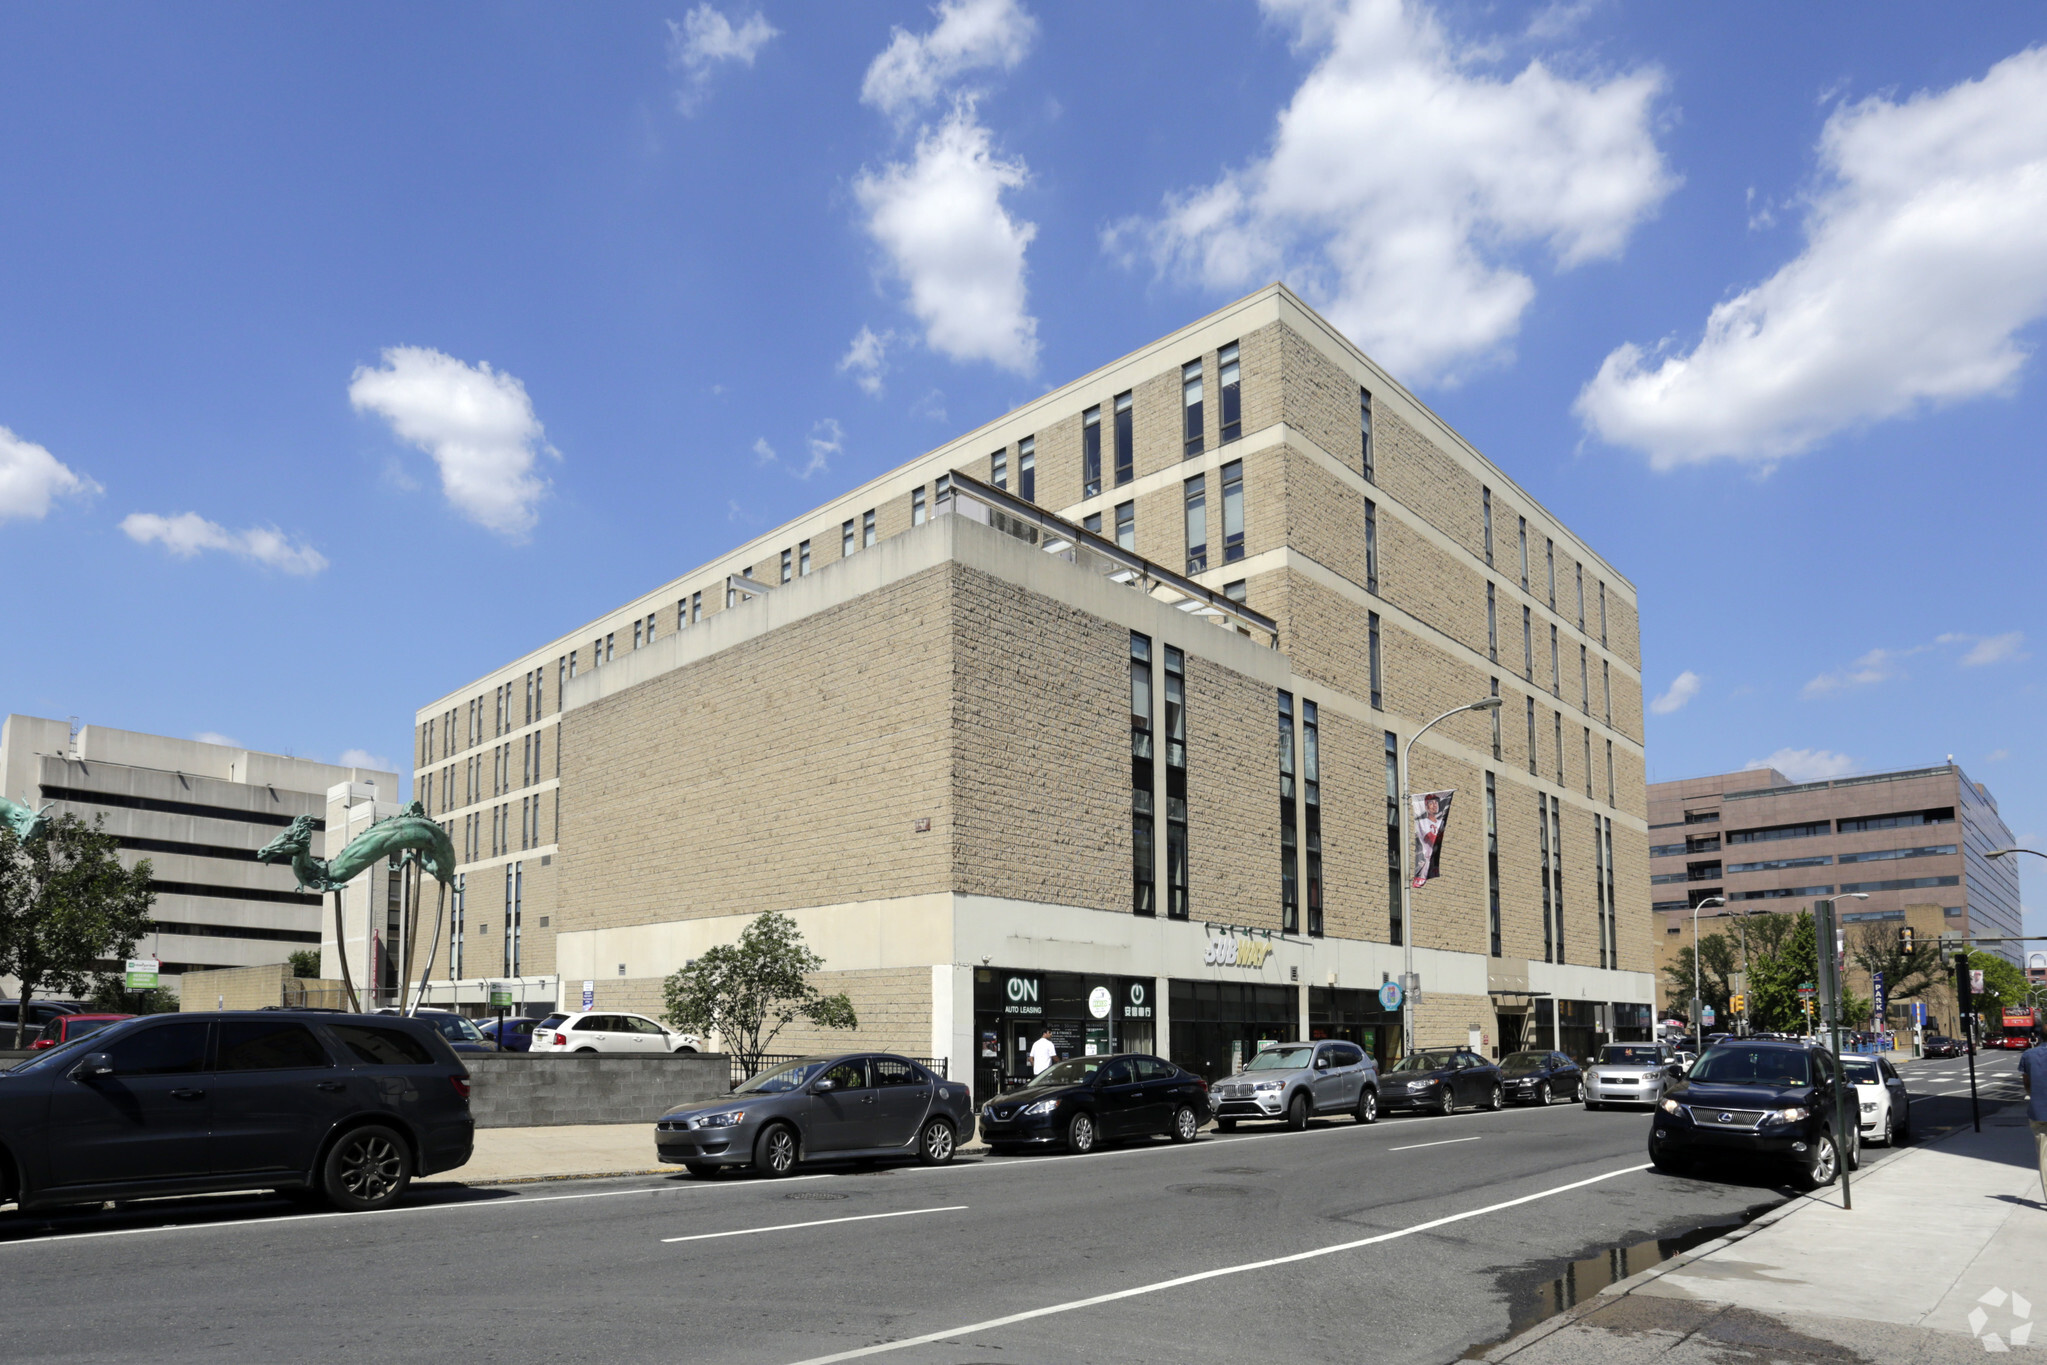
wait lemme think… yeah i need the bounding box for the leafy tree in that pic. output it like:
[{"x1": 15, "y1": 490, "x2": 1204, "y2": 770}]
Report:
[
  {"x1": 1959, "y1": 950, "x2": 2029, "y2": 1030},
  {"x1": 84, "y1": 977, "x2": 180, "y2": 1015},
  {"x1": 1744, "y1": 911, "x2": 1817, "y2": 1032},
  {"x1": 1846, "y1": 923, "x2": 1944, "y2": 1011},
  {"x1": 1661, "y1": 932, "x2": 1737, "y2": 1023},
  {"x1": 661, "y1": 910, "x2": 857, "y2": 1077},
  {"x1": 288, "y1": 950, "x2": 322, "y2": 979},
  {"x1": 0, "y1": 814, "x2": 157, "y2": 1047}
]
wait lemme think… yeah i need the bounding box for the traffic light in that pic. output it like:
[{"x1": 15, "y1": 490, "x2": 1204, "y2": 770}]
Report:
[
  {"x1": 1731, "y1": 993, "x2": 1745, "y2": 1014},
  {"x1": 1899, "y1": 926, "x2": 1915, "y2": 952}
]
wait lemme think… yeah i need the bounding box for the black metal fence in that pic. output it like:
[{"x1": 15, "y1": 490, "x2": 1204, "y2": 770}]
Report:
[{"x1": 729, "y1": 1053, "x2": 949, "y2": 1087}]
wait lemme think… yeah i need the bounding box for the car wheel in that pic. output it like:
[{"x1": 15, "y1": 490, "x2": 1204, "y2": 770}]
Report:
[
  {"x1": 575, "y1": 1047, "x2": 597, "y2": 1054},
  {"x1": 1355, "y1": 1088, "x2": 1378, "y2": 1124},
  {"x1": 674, "y1": 1046, "x2": 696, "y2": 1055},
  {"x1": 683, "y1": 1162, "x2": 722, "y2": 1179},
  {"x1": 1066, "y1": 1111, "x2": 1098, "y2": 1155},
  {"x1": 320, "y1": 1124, "x2": 411, "y2": 1212},
  {"x1": 1440, "y1": 1089, "x2": 1457, "y2": 1117},
  {"x1": 1285, "y1": 1093, "x2": 1311, "y2": 1131},
  {"x1": 1536, "y1": 1081, "x2": 1552, "y2": 1106},
  {"x1": 753, "y1": 1123, "x2": 800, "y2": 1177},
  {"x1": 1488, "y1": 1083, "x2": 1504, "y2": 1111},
  {"x1": 1170, "y1": 1104, "x2": 1200, "y2": 1144},
  {"x1": 1216, "y1": 1118, "x2": 1236, "y2": 1132},
  {"x1": 1877, "y1": 1109, "x2": 1893, "y2": 1147},
  {"x1": 1796, "y1": 1130, "x2": 1840, "y2": 1189},
  {"x1": 917, "y1": 1118, "x2": 956, "y2": 1166}
]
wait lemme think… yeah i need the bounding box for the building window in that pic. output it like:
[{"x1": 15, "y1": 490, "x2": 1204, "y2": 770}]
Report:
[
  {"x1": 1083, "y1": 512, "x2": 1102, "y2": 534},
  {"x1": 1481, "y1": 487, "x2": 1493, "y2": 565},
  {"x1": 1486, "y1": 584, "x2": 1498, "y2": 661},
  {"x1": 1550, "y1": 624, "x2": 1561, "y2": 698},
  {"x1": 1082, "y1": 405, "x2": 1102, "y2": 498},
  {"x1": 1184, "y1": 474, "x2": 1207, "y2": 573},
  {"x1": 1303, "y1": 699, "x2": 1321, "y2": 938},
  {"x1": 800, "y1": 540, "x2": 812, "y2": 576},
  {"x1": 1113, "y1": 391, "x2": 1134, "y2": 485},
  {"x1": 1131, "y1": 632, "x2": 1155, "y2": 918},
  {"x1": 991, "y1": 449, "x2": 1008, "y2": 489},
  {"x1": 1538, "y1": 794, "x2": 1555, "y2": 963},
  {"x1": 605, "y1": 633, "x2": 615, "y2": 663},
  {"x1": 863, "y1": 509, "x2": 877, "y2": 548},
  {"x1": 1554, "y1": 711, "x2": 1565, "y2": 786},
  {"x1": 1490, "y1": 678, "x2": 1502, "y2": 760},
  {"x1": 504, "y1": 860, "x2": 523, "y2": 976},
  {"x1": 912, "y1": 487, "x2": 927, "y2": 525},
  {"x1": 1522, "y1": 607, "x2": 1534, "y2": 681},
  {"x1": 1221, "y1": 459, "x2": 1244, "y2": 563},
  {"x1": 936, "y1": 473, "x2": 950, "y2": 505},
  {"x1": 1164, "y1": 645, "x2": 1188, "y2": 920},
  {"x1": 1606, "y1": 739, "x2": 1615, "y2": 805},
  {"x1": 1019, "y1": 437, "x2": 1035, "y2": 502},
  {"x1": 1579, "y1": 645, "x2": 1589, "y2": 712},
  {"x1": 1218, "y1": 341, "x2": 1241, "y2": 443},
  {"x1": 1486, "y1": 772, "x2": 1501, "y2": 957},
  {"x1": 1525, "y1": 698, "x2": 1537, "y2": 777},
  {"x1": 842, "y1": 519, "x2": 855, "y2": 557},
  {"x1": 1575, "y1": 563, "x2": 1585, "y2": 631},
  {"x1": 1279, "y1": 691, "x2": 1298, "y2": 935},
  {"x1": 1224, "y1": 580, "x2": 1246, "y2": 603},
  {"x1": 1518, "y1": 517, "x2": 1529, "y2": 592},
  {"x1": 1595, "y1": 812, "x2": 1609, "y2": 969},
  {"x1": 1598, "y1": 581, "x2": 1607, "y2": 645},
  {"x1": 1115, "y1": 500, "x2": 1135, "y2": 550},
  {"x1": 1384, "y1": 731, "x2": 1401, "y2": 946},
  {"x1": 1367, "y1": 611, "x2": 1383, "y2": 709},
  {"x1": 450, "y1": 874, "x2": 465, "y2": 979},
  {"x1": 1363, "y1": 498, "x2": 1378, "y2": 594},
  {"x1": 1359, "y1": 387, "x2": 1374, "y2": 483},
  {"x1": 780, "y1": 548, "x2": 793, "y2": 583},
  {"x1": 1602, "y1": 660, "x2": 1611, "y2": 724},
  {"x1": 691, "y1": 591, "x2": 702, "y2": 623},
  {"x1": 1583, "y1": 727, "x2": 1593, "y2": 798},
  {"x1": 1546, "y1": 539, "x2": 1556, "y2": 609},
  {"x1": 1182, "y1": 359, "x2": 1204, "y2": 458},
  {"x1": 631, "y1": 622, "x2": 643, "y2": 651},
  {"x1": 1603, "y1": 817, "x2": 1618, "y2": 967}
]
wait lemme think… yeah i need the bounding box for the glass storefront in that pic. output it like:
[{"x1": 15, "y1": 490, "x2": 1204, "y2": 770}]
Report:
[
  {"x1": 972, "y1": 968, "x2": 1155, "y2": 1104},
  {"x1": 1169, "y1": 979, "x2": 1298, "y2": 1081},
  {"x1": 1308, "y1": 986, "x2": 1400, "y2": 1072},
  {"x1": 1612, "y1": 1002, "x2": 1652, "y2": 1042}
]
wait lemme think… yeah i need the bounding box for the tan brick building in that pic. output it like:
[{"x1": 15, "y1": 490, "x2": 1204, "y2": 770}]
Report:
[{"x1": 412, "y1": 284, "x2": 1653, "y2": 1094}]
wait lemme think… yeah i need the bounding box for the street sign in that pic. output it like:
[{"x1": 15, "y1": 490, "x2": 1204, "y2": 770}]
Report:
[
  {"x1": 1872, "y1": 971, "x2": 1886, "y2": 1025},
  {"x1": 1701, "y1": 1006, "x2": 1716, "y2": 1026},
  {"x1": 1378, "y1": 980, "x2": 1404, "y2": 1011},
  {"x1": 489, "y1": 982, "x2": 513, "y2": 1008},
  {"x1": 581, "y1": 980, "x2": 596, "y2": 1010},
  {"x1": 124, "y1": 958, "x2": 159, "y2": 990},
  {"x1": 1797, "y1": 983, "x2": 1816, "y2": 999}
]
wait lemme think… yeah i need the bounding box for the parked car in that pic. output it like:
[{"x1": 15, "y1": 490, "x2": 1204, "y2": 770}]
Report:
[
  {"x1": 1922, "y1": 1035, "x2": 1960, "y2": 1058},
  {"x1": 1839, "y1": 1052, "x2": 1910, "y2": 1145},
  {"x1": 1583, "y1": 1043, "x2": 1683, "y2": 1110},
  {"x1": 1498, "y1": 1050, "x2": 1582, "y2": 1105},
  {"x1": 1380, "y1": 1049, "x2": 1504, "y2": 1115},
  {"x1": 656, "y1": 1052, "x2": 974, "y2": 1177},
  {"x1": 475, "y1": 1016, "x2": 538, "y2": 1052},
  {"x1": 0, "y1": 1000, "x2": 83, "y2": 1044},
  {"x1": 1210, "y1": 1040, "x2": 1379, "y2": 1129},
  {"x1": 976, "y1": 1053, "x2": 1210, "y2": 1154},
  {"x1": 30, "y1": 1013, "x2": 133, "y2": 1051},
  {"x1": 0, "y1": 1011, "x2": 474, "y2": 1213},
  {"x1": 374, "y1": 1009, "x2": 494, "y2": 1054},
  {"x1": 529, "y1": 1011, "x2": 700, "y2": 1054},
  {"x1": 1648, "y1": 1038, "x2": 1858, "y2": 1189}
]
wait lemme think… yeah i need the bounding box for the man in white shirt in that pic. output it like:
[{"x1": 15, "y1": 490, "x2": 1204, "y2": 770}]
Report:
[{"x1": 1029, "y1": 1029, "x2": 1058, "y2": 1076}]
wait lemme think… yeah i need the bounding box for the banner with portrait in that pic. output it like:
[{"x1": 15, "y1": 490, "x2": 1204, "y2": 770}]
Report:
[{"x1": 1409, "y1": 789, "x2": 1456, "y2": 889}]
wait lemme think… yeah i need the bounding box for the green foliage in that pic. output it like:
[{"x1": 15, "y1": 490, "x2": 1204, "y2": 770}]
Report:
[
  {"x1": 1846, "y1": 923, "x2": 1944, "y2": 1004},
  {"x1": 1960, "y1": 949, "x2": 2028, "y2": 1020},
  {"x1": 1744, "y1": 911, "x2": 1817, "y2": 1032},
  {"x1": 84, "y1": 977, "x2": 181, "y2": 1015},
  {"x1": 0, "y1": 813, "x2": 158, "y2": 1047},
  {"x1": 660, "y1": 910, "x2": 857, "y2": 1076},
  {"x1": 288, "y1": 949, "x2": 322, "y2": 979},
  {"x1": 1661, "y1": 931, "x2": 1738, "y2": 1023}
]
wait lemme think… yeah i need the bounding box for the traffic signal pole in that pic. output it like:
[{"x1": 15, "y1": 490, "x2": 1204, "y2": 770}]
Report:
[{"x1": 1956, "y1": 950, "x2": 1980, "y2": 1134}]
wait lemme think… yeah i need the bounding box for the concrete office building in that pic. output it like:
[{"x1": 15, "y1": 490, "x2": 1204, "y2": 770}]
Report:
[
  {"x1": 412, "y1": 285, "x2": 1654, "y2": 1093},
  {"x1": 0, "y1": 715, "x2": 398, "y2": 997},
  {"x1": 1650, "y1": 762, "x2": 2023, "y2": 1015}
]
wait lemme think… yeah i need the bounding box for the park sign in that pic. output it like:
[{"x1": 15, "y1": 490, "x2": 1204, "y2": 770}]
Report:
[
  {"x1": 124, "y1": 958, "x2": 159, "y2": 990},
  {"x1": 488, "y1": 982, "x2": 513, "y2": 1008}
]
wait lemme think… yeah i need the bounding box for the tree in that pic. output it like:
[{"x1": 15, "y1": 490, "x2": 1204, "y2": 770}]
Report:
[
  {"x1": 1847, "y1": 923, "x2": 1944, "y2": 1009},
  {"x1": 288, "y1": 950, "x2": 321, "y2": 979},
  {"x1": 1960, "y1": 950, "x2": 2028, "y2": 1029},
  {"x1": 84, "y1": 977, "x2": 180, "y2": 1015},
  {"x1": 1744, "y1": 911, "x2": 1817, "y2": 1032},
  {"x1": 1661, "y1": 932, "x2": 1737, "y2": 1023},
  {"x1": 661, "y1": 910, "x2": 857, "y2": 1076},
  {"x1": 0, "y1": 814, "x2": 158, "y2": 1047}
]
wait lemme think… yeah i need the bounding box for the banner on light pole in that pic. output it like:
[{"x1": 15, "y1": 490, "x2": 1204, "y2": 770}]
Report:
[{"x1": 1408, "y1": 789, "x2": 1456, "y2": 890}]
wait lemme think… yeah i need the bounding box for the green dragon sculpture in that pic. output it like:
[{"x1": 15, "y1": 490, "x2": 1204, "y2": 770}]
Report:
[
  {"x1": 257, "y1": 800, "x2": 457, "y2": 892},
  {"x1": 0, "y1": 795, "x2": 51, "y2": 843}
]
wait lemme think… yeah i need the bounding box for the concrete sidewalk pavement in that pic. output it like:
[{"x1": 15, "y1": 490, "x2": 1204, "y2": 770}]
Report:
[{"x1": 1481, "y1": 1113, "x2": 2047, "y2": 1364}]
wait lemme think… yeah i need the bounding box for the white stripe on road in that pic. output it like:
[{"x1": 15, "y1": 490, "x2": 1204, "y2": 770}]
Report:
[
  {"x1": 662, "y1": 1205, "x2": 966, "y2": 1244},
  {"x1": 777, "y1": 1162, "x2": 1653, "y2": 1365},
  {"x1": 1386, "y1": 1136, "x2": 1483, "y2": 1152}
]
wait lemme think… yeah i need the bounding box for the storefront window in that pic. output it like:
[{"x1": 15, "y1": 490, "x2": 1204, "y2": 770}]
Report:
[
  {"x1": 973, "y1": 969, "x2": 1155, "y2": 1104},
  {"x1": 1169, "y1": 979, "x2": 1298, "y2": 1081},
  {"x1": 1308, "y1": 986, "x2": 1399, "y2": 1072}
]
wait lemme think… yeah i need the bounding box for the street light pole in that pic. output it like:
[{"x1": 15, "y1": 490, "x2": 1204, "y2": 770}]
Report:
[
  {"x1": 1818, "y1": 892, "x2": 1869, "y2": 1210},
  {"x1": 1691, "y1": 895, "x2": 1727, "y2": 1056},
  {"x1": 1399, "y1": 696, "x2": 1504, "y2": 1057}
]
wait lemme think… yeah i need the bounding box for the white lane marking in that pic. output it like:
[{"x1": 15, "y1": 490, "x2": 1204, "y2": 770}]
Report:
[
  {"x1": 661, "y1": 1205, "x2": 966, "y2": 1244},
  {"x1": 777, "y1": 1162, "x2": 1653, "y2": 1365},
  {"x1": 1386, "y1": 1136, "x2": 1483, "y2": 1152}
]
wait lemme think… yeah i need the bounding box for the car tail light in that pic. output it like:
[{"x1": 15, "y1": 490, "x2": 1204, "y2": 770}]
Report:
[
  {"x1": 1197, "y1": 1077, "x2": 1209, "y2": 1093},
  {"x1": 553, "y1": 1032, "x2": 569, "y2": 1046},
  {"x1": 450, "y1": 1075, "x2": 471, "y2": 1101}
]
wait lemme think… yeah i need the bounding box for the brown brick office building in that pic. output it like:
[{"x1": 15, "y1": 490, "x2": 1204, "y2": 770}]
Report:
[{"x1": 411, "y1": 285, "x2": 1655, "y2": 1093}]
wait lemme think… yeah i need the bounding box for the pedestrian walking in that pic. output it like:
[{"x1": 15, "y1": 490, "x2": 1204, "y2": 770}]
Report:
[
  {"x1": 2021, "y1": 1037, "x2": 2047, "y2": 1206},
  {"x1": 1029, "y1": 1028, "x2": 1057, "y2": 1076}
]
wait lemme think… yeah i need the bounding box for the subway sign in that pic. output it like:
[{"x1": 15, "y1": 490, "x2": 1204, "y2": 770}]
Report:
[{"x1": 1204, "y1": 932, "x2": 1274, "y2": 969}]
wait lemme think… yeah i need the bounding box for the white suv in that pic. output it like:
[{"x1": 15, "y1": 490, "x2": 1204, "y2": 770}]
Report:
[{"x1": 529, "y1": 1011, "x2": 701, "y2": 1055}]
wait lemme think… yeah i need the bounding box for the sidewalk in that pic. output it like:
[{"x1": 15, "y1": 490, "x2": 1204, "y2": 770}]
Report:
[
  {"x1": 1481, "y1": 1114, "x2": 2047, "y2": 1363},
  {"x1": 434, "y1": 1122, "x2": 992, "y2": 1185}
]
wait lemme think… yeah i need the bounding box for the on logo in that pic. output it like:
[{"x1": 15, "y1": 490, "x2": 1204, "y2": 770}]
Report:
[{"x1": 1006, "y1": 977, "x2": 1038, "y2": 1003}]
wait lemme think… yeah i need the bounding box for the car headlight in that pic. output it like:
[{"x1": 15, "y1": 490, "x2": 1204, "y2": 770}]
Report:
[
  {"x1": 1763, "y1": 1106, "x2": 1809, "y2": 1124},
  {"x1": 696, "y1": 1110, "x2": 745, "y2": 1128},
  {"x1": 1022, "y1": 1098, "x2": 1059, "y2": 1116},
  {"x1": 1659, "y1": 1097, "x2": 1683, "y2": 1115},
  {"x1": 1254, "y1": 1081, "x2": 1282, "y2": 1092},
  {"x1": 1860, "y1": 1102, "x2": 1877, "y2": 1112},
  {"x1": 1407, "y1": 1080, "x2": 1433, "y2": 1091}
]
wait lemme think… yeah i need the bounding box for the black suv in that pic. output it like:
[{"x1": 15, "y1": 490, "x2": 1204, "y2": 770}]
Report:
[
  {"x1": 0, "y1": 1012, "x2": 474, "y2": 1214},
  {"x1": 1648, "y1": 1039, "x2": 1856, "y2": 1188}
]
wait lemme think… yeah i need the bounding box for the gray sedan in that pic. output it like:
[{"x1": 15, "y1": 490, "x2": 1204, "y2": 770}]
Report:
[{"x1": 655, "y1": 1053, "x2": 975, "y2": 1177}]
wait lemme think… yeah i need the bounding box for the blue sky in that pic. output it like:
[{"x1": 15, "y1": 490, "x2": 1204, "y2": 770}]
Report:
[{"x1": 1, "y1": 2, "x2": 2041, "y2": 931}]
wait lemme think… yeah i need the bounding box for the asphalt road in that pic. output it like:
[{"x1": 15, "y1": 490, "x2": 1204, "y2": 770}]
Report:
[{"x1": 0, "y1": 1052, "x2": 2026, "y2": 1365}]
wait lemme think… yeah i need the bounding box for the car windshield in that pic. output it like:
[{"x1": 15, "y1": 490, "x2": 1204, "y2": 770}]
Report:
[
  {"x1": 1246, "y1": 1046, "x2": 1314, "y2": 1072},
  {"x1": 1689, "y1": 1048, "x2": 1810, "y2": 1086},
  {"x1": 422, "y1": 1015, "x2": 484, "y2": 1043},
  {"x1": 1392, "y1": 1052, "x2": 1457, "y2": 1073},
  {"x1": 1840, "y1": 1057, "x2": 1881, "y2": 1084},
  {"x1": 8, "y1": 1018, "x2": 141, "y2": 1072},
  {"x1": 1600, "y1": 1046, "x2": 1663, "y2": 1067},
  {"x1": 1029, "y1": 1058, "x2": 1104, "y2": 1088},
  {"x1": 733, "y1": 1059, "x2": 828, "y2": 1094},
  {"x1": 63, "y1": 1017, "x2": 121, "y2": 1040},
  {"x1": 1500, "y1": 1052, "x2": 1548, "y2": 1076}
]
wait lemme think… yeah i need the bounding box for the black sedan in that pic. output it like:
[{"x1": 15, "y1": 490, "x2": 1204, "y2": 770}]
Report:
[
  {"x1": 977, "y1": 1053, "x2": 1211, "y2": 1154},
  {"x1": 1381, "y1": 1049, "x2": 1504, "y2": 1114},
  {"x1": 1498, "y1": 1049, "x2": 1582, "y2": 1105},
  {"x1": 656, "y1": 1053, "x2": 975, "y2": 1177},
  {"x1": 1648, "y1": 1039, "x2": 1858, "y2": 1189}
]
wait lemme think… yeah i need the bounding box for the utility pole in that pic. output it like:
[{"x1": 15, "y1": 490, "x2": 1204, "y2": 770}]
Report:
[{"x1": 1956, "y1": 949, "x2": 1980, "y2": 1133}]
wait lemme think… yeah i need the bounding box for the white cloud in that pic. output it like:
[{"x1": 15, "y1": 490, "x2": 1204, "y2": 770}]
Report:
[
  {"x1": 861, "y1": 0, "x2": 1036, "y2": 121},
  {"x1": 803, "y1": 419, "x2": 843, "y2": 480},
  {"x1": 348, "y1": 347, "x2": 553, "y2": 540},
  {"x1": 1747, "y1": 748, "x2": 1858, "y2": 784},
  {"x1": 193, "y1": 731, "x2": 239, "y2": 748},
  {"x1": 1649, "y1": 669, "x2": 1701, "y2": 715},
  {"x1": 752, "y1": 436, "x2": 778, "y2": 467},
  {"x1": 1578, "y1": 46, "x2": 2047, "y2": 467},
  {"x1": 1945, "y1": 630, "x2": 2026, "y2": 667},
  {"x1": 856, "y1": 104, "x2": 1040, "y2": 375},
  {"x1": 1986, "y1": 748, "x2": 2011, "y2": 763},
  {"x1": 0, "y1": 425, "x2": 101, "y2": 523},
  {"x1": 839, "y1": 326, "x2": 894, "y2": 396},
  {"x1": 667, "y1": 4, "x2": 779, "y2": 113},
  {"x1": 1801, "y1": 645, "x2": 1918, "y2": 699},
  {"x1": 339, "y1": 747, "x2": 393, "y2": 773},
  {"x1": 121, "y1": 512, "x2": 328, "y2": 575},
  {"x1": 1113, "y1": 0, "x2": 1673, "y2": 385}
]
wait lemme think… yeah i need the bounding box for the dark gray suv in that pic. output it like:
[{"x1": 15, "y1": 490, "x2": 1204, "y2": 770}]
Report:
[{"x1": 0, "y1": 1012, "x2": 474, "y2": 1213}]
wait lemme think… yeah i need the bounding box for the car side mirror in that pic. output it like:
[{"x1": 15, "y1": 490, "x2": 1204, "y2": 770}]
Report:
[
  {"x1": 812, "y1": 1077, "x2": 837, "y2": 1093},
  {"x1": 1314, "y1": 1057, "x2": 1330, "y2": 1071},
  {"x1": 74, "y1": 1052, "x2": 114, "y2": 1080}
]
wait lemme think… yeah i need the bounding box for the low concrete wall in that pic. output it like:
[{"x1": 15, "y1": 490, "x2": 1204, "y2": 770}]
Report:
[{"x1": 463, "y1": 1052, "x2": 732, "y2": 1129}]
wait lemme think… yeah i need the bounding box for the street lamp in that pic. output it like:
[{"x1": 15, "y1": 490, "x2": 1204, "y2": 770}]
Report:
[
  {"x1": 1986, "y1": 847, "x2": 2045, "y2": 861},
  {"x1": 1399, "y1": 695, "x2": 1504, "y2": 1057},
  {"x1": 1690, "y1": 895, "x2": 1726, "y2": 1056}
]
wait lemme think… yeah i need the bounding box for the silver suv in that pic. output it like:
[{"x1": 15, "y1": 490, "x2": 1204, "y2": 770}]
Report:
[{"x1": 1211, "y1": 1040, "x2": 1380, "y2": 1129}]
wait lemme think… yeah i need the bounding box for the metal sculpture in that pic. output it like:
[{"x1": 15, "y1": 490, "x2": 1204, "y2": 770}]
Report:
[
  {"x1": 0, "y1": 795, "x2": 51, "y2": 843},
  {"x1": 258, "y1": 800, "x2": 457, "y2": 1015}
]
